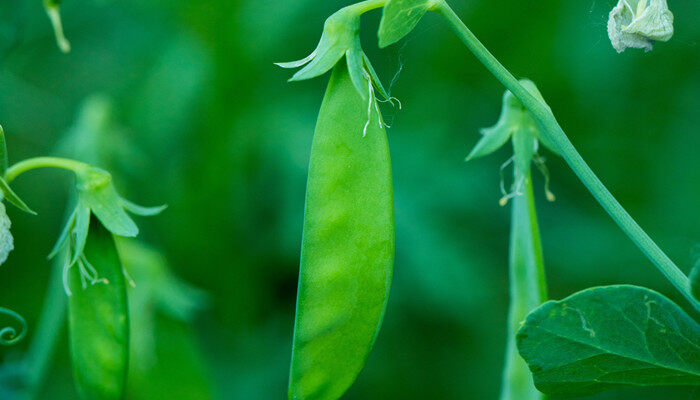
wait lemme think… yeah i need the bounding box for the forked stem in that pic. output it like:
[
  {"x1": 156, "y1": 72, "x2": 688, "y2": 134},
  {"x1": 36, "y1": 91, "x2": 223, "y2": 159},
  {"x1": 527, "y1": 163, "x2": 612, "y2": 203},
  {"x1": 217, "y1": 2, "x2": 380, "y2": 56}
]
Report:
[{"x1": 434, "y1": 0, "x2": 700, "y2": 312}]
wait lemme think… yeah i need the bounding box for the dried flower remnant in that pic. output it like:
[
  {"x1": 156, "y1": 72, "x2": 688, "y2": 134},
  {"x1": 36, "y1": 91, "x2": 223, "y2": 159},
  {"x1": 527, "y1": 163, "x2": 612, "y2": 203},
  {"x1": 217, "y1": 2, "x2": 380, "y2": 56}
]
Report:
[{"x1": 608, "y1": 0, "x2": 674, "y2": 53}]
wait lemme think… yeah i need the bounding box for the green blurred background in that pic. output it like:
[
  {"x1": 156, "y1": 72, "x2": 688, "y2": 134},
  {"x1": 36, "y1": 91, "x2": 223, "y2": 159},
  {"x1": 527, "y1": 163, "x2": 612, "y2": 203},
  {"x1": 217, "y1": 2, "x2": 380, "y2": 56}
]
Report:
[{"x1": 0, "y1": 0, "x2": 698, "y2": 399}]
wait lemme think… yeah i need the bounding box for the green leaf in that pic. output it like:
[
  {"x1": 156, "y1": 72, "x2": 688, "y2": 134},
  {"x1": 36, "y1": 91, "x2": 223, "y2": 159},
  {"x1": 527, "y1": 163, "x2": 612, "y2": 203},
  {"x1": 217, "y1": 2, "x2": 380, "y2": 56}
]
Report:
[
  {"x1": 0, "y1": 176, "x2": 36, "y2": 215},
  {"x1": 378, "y1": 0, "x2": 435, "y2": 48},
  {"x1": 516, "y1": 285, "x2": 700, "y2": 398}
]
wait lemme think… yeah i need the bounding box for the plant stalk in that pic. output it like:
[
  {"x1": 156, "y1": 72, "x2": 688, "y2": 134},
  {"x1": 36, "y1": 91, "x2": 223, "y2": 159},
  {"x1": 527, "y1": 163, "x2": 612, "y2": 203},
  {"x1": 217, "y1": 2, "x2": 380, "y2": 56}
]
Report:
[
  {"x1": 23, "y1": 256, "x2": 66, "y2": 399},
  {"x1": 435, "y1": 0, "x2": 700, "y2": 313},
  {"x1": 501, "y1": 168, "x2": 546, "y2": 400},
  {"x1": 5, "y1": 157, "x2": 91, "y2": 184}
]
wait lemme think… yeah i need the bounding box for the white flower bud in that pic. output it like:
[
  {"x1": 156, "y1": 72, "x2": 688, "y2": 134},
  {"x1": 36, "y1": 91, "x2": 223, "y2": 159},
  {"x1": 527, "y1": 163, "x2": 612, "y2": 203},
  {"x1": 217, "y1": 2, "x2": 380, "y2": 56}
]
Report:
[
  {"x1": 608, "y1": 0, "x2": 674, "y2": 53},
  {"x1": 0, "y1": 202, "x2": 14, "y2": 265}
]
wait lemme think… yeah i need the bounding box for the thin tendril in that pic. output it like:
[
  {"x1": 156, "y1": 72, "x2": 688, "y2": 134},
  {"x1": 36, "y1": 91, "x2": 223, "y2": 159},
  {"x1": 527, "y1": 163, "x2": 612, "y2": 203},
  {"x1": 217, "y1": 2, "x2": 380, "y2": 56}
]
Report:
[{"x1": 0, "y1": 307, "x2": 27, "y2": 345}]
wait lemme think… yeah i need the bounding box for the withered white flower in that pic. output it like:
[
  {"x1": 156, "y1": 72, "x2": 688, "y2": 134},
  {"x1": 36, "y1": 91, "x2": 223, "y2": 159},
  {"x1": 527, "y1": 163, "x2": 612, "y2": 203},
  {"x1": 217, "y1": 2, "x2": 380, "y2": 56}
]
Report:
[
  {"x1": 0, "y1": 201, "x2": 14, "y2": 266},
  {"x1": 608, "y1": 0, "x2": 674, "y2": 53}
]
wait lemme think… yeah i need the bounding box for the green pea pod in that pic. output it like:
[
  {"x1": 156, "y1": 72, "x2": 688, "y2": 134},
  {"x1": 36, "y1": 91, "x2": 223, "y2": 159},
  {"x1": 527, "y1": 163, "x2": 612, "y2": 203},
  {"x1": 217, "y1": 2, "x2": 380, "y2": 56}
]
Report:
[
  {"x1": 288, "y1": 64, "x2": 394, "y2": 400},
  {"x1": 68, "y1": 220, "x2": 129, "y2": 400}
]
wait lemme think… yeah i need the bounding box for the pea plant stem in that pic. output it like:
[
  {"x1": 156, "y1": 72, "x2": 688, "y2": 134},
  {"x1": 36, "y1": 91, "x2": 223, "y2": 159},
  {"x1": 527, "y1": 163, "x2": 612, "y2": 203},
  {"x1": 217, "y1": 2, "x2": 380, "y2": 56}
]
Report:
[
  {"x1": 4, "y1": 157, "x2": 91, "y2": 184},
  {"x1": 435, "y1": 0, "x2": 700, "y2": 313},
  {"x1": 24, "y1": 258, "x2": 66, "y2": 399},
  {"x1": 354, "y1": 0, "x2": 387, "y2": 13},
  {"x1": 502, "y1": 169, "x2": 546, "y2": 400}
]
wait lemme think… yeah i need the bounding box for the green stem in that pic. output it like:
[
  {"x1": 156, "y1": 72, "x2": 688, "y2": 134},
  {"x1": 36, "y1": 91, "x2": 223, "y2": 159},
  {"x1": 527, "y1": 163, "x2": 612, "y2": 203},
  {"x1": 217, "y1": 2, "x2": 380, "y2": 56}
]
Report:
[
  {"x1": 435, "y1": 1, "x2": 700, "y2": 313},
  {"x1": 501, "y1": 169, "x2": 546, "y2": 400},
  {"x1": 352, "y1": 0, "x2": 387, "y2": 14},
  {"x1": 4, "y1": 157, "x2": 90, "y2": 184},
  {"x1": 23, "y1": 257, "x2": 67, "y2": 399}
]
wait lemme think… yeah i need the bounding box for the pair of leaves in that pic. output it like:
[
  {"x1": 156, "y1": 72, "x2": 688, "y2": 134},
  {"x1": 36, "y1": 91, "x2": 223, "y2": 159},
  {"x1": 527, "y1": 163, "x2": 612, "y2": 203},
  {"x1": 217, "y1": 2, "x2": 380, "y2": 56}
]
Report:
[{"x1": 517, "y1": 285, "x2": 700, "y2": 398}]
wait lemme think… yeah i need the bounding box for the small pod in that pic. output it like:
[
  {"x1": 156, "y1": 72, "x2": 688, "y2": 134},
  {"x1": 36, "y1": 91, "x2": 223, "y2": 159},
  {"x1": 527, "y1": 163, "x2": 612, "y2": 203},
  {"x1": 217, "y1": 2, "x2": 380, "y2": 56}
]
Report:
[
  {"x1": 68, "y1": 220, "x2": 129, "y2": 400},
  {"x1": 288, "y1": 63, "x2": 395, "y2": 400}
]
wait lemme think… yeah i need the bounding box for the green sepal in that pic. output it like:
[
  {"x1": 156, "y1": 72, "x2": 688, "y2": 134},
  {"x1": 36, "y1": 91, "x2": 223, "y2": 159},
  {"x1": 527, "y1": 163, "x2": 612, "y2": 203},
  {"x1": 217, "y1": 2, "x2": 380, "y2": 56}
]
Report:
[
  {"x1": 49, "y1": 207, "x2": 77, "y2": 259},
  {"x1": 0, "y1": 176, "x2": 36, "y2": 215},
  {"x1": 276, "y1": 6, "x2": 361, "y2": 83},
  {"x1": 120, "y1": 199, "x2": 167, "y2": 217},
  {"x1": 76, "y1": 167, "x2": 138, "y2": 237},
  {"x1": 466, "y1": 123, "x2": 513, "y2": 162},
  {"x1": 378, "y1": 0, "x2": 435, "y2": 48},
  {"x1": 467, "y1": 79, "x2": 559, "y2": 164},
  {"x1": 363, "y1": 53, "x2": 390, "y2": 100},
  {"x1": 346, "y1": 37, "x2": 367, "y2": 99},
  {"x1": 70, "y1": 200, "x2": 91, "y2": 267}
]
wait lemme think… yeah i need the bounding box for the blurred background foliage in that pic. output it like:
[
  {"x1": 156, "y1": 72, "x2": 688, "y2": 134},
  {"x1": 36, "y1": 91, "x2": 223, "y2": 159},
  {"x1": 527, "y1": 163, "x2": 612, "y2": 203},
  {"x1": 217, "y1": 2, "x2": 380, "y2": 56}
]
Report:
[{"x1": 0, "y1": 0, "x2": 698, "y2": 399}]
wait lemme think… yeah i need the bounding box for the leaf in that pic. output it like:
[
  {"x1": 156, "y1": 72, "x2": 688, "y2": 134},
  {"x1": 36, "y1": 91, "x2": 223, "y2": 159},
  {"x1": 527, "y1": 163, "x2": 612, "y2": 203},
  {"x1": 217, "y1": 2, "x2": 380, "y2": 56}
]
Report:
[
  {"x1": 0, "y1": 176, "x2": 36, "y2": 215},
  {"x1": 378, "y1": 0, "x2": 434, "y2": 48},
  {"x1": 516, "y1": 285, "x2": 700, "y2": 398}
]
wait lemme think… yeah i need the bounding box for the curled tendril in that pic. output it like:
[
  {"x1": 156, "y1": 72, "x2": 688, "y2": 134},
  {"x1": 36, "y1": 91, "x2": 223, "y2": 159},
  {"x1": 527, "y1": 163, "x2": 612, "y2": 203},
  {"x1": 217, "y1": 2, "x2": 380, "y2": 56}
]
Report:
[{"x1": 0, "y1": 307, "x2": 27, "y2": 345}]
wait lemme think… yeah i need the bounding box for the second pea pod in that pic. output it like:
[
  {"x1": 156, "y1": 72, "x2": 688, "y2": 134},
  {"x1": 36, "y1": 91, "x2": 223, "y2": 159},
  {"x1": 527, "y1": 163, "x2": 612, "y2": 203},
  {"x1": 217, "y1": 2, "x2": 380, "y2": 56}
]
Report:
[
  {"x1": 68, "y1": 220, "x2": 128, "y2": 400},
  {"x1": 288, "y1": 63, "x2": 395, "y2": 400}
]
